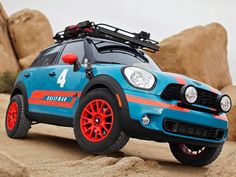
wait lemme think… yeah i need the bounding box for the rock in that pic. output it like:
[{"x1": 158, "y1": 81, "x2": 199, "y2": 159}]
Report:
[
  {"x1": 0, "y1": 3, "x2": 19, "y2": 73},
  {"x1": 0, "y1": 151, "x2": 29, "y2": 177},
  {"x1": 19, "y1": 53, "x2": 38, "y2": 69},
  {"x1": 148, "y1": 23, "x2": 232, "y2": 90},
  {"x1": 8, "y1": 9, "x2": 53, "y2": 59},
  {"x1": 0, "y1": 45, "x2": 18, "y2": 73},
  {"x1": 221, "y1": 85, "x2": 236, "y2": 141},
  {"x1": 206, "y1": 151, "x2": 236, "y2": 177}
]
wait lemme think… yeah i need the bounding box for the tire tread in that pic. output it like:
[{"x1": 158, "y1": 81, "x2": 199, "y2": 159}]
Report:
[
  {"x1": 169, "y1": 143, "x2": 223, "y2": 167},
  {"x1": 6, "y1": 95, "x2": 31, "y2": 138}
]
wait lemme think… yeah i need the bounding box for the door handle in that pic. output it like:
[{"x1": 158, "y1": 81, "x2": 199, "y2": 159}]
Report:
[
  {"x1": 48, "y1": 71, "x2": 56, "y2": 77},
  {"x1": 24, "y1": 73, "x2": 30, "y2": 78}
]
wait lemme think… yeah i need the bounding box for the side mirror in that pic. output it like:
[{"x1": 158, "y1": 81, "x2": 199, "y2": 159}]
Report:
[
  {"x1": 62, "y1": 53, "x2": 80, "y2": 72},
  {"x1": 62, "y1": 53, "x2": 78, "y2": 65}
]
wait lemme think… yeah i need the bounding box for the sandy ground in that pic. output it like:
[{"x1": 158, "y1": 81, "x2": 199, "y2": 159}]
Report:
[{"x1": 0, "y1": 94, "x2": 236, "y2": 177}]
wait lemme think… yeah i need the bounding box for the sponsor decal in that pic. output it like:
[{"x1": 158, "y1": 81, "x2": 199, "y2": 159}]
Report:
[{"x1": 28, "y1": 90, "x2": 81, "y2": 108}]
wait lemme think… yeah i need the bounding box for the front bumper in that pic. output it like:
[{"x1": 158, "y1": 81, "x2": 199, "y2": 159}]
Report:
[{"x1": 122, "y1": 89, "x2": 228, "y2": 147}]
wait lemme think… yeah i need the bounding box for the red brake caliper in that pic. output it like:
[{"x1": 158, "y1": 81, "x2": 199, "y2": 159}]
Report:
[
  {"x1": 7, "y1": 101, "x2": 18, "y2": 130},
  {"x1": 80, "y1": 99, "x2": 114, "y2": 142}
]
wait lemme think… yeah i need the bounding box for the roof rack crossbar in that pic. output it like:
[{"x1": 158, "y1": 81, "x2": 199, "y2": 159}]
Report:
[
  {"x1": 53, "y1": 21, "x2": 159, "y2": 52},
  {"x1": 96, "y1": 26, "x2": 158, "y2": 51}
]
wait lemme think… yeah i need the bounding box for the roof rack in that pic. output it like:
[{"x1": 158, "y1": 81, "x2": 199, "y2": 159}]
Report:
[{"x1": 53, "y1": 20, "x2": 159, "y2": 52}]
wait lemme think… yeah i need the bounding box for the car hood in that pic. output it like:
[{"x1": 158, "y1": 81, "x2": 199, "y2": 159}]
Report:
[{"x1": 151, "y1": 70, "x2": 221, "y2": 96}]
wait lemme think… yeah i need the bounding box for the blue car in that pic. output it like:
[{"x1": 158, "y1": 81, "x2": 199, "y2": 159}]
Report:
[{"x1": 5, "y1": 21, "x2": 231, "y2": 166}]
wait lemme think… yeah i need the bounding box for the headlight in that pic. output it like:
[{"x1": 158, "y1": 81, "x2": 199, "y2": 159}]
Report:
[
  {"x1": 218, "y1": 95, "x2": 232, "y2": 113},
  {"x1": 181, "y1": 85, "x2": 198, "y2": 104},
  {"x1": 123, "y1": 67, "x2": 155, "y2": 89}
]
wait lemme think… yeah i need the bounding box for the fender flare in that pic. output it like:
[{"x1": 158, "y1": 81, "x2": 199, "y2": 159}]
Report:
[
  {"x1": 80, "y1": 75, "x2": 129, "y2": 110},
  {"x1": 11, "y1": 82, "x2": 29, "y2": 115},
  {"x1": 80, "y1": 75, "x2": 134, "y2": 132}
]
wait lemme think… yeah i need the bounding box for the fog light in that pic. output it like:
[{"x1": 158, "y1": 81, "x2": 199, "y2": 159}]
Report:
[
  {"x1": 180, "y1": 85, "x2": 198, "y2": 104},
  {"x1": 217, "y1": 94, "x2": 232, "y2": 113},
  {"x1": 142, "y1": 115, "x2": 150, "y2": 125}
]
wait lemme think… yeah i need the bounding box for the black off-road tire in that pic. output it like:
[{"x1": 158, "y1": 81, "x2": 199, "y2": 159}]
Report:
[
  {"x1": 169, "y1": 143, "x2": 223, "y2": 167},
  {"x1": 5, "y1": 94, "x2": 31, "y2": 138},
  {"x1": 74, "y1": 88, "x2": 129, "y2": 154}
]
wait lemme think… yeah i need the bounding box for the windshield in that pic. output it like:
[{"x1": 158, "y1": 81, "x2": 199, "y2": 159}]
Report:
[{"x1": 91, "y1": 39, "x2": 161, "y2": 71}]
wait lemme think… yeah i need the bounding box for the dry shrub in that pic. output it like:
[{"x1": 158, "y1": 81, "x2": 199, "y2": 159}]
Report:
[{"x1": 0, "y1": 71, "x2": 17, "y2": 93}]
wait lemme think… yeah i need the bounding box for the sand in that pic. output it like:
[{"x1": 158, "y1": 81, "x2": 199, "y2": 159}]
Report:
[{"x1": 0, "y1": 94, "x2": 235, "y2": 177}]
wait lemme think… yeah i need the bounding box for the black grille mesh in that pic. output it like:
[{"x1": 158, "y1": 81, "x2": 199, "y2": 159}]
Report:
[{"x1": 163, "y1": 119, "x2": 225, "y2": 140}]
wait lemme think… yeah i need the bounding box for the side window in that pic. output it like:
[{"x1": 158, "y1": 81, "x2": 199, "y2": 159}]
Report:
[
  {"x1": 30, "y1": 51, "x2": 45, "y2": 67},
  {"x1": 59, "y1": 41, "x2": 84, "y2": 65},
  {"x1": 31, "y1": 45, "x2": 62, "y2": 67}
]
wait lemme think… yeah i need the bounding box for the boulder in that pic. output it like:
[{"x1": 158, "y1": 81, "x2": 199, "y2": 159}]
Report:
[
  {"x1": 0, "y1": 151, "x2": 29, "y2": 177},
  {"x1": 19, "y1": 53, "x2": 38, "y2": 69},
  {"x1": 0, "y1": 3, "x2": 19, "y2": 73},
  {"x1": 8, "y1": 9, "x2": 53, "y2": 59},
  {"x1": 221, "y1": 85, "x2": 236, "y2": 141},
  {"x1": 0, "y1": 45, "x2": 18, "y2": 73},
  {"x1": 206, "y1": 151, "x2": 236, "y2": 177},
  {"x1": 147, "y1": 23, "x2": 232, "y2": 90}
]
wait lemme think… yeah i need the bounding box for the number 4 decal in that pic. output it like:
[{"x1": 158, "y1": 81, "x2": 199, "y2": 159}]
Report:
[{"x1": 57, "y1": 69, "x2": 68, "y2": 88}]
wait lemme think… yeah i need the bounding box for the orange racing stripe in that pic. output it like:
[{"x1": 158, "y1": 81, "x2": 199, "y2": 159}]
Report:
[
  {"x1": 28, "y1": 97, "x2": 77, "y2": 108},
  {"x1": 30, "y1": 90, "x2": 81, "y2": 99},
  {"x1": 214, "y1": 115, "x2": 227, "y2": 121},
  {"x1": 28, "y1": 90, "x2": 81, "y2": 108},
  {"x1": 168, "y1": 73, "x2": 187, "y2": 85},
  {"x1": 126, "y1": 95, "x2": 190, "y2": 112}
]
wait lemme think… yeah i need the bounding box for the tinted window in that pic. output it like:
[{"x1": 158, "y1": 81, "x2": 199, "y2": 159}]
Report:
[
  {"x1": 31, "y1": 45, "x2": 62, "y2": 67},
  {"x1": 59, "y1": 41, "x2": 84, "y2": 64}
]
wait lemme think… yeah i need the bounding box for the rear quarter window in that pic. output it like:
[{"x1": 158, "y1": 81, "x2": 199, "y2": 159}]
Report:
[{"x1": 31, "y1": 45, "x2": 62, "y2": 67}]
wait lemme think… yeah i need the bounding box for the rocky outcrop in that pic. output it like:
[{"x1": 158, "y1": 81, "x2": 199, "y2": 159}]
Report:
[
  {"x1": 0, "y1": 4, "x2": 54, "y2": 71},
  {"x1": 8, "y1": 9, "x2": 53, "y2": 59},
  {"x1": 0, "y1": 151, "x2": 29, "y2": 177},
  {"x1": 221, "y1": 85, "x2": 236, "y2": 141},
  {"x1": 148, "y1": 23, "x2": 232, "y2": 90},
  {"x1": 0, "y1": 3, "x2": 19, "y2": 73}
]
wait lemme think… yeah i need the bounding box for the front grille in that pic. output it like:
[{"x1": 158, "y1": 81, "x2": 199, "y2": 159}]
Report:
[
  {"x1": 161, "y1": 84, "x2": 182, "y2": 101},
  {"x1": 163, "y1": 119, "x2": 225, "y2": 140},
  {"x1": 161, "y1": 84, "x2": 219, "y2": 113},
  {"x1": 195, "y1": 88, "x2": 218, "y2": 109}
]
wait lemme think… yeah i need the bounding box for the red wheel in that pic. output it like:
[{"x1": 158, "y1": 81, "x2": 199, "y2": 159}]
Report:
[
  {"x1": 6, "y1": 101, "x2": 18, "y2": 130},
  {"x1": 74, "y1": 88, "x2": 129, "y2": 154},
  {"x1": 5, "y1": 95, "x2": 31, "y2": 138},
  {"x1": 80, "y1": 99, "x2": 114, "y2": 142}
]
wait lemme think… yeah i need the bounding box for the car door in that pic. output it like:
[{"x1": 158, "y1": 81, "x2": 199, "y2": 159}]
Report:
[
  {"x1": 48, "y1": 39, "x2": 88, "y2": 118},
  {"x1": 27, "y1": 44, "x2": 65, "y2": 115}
]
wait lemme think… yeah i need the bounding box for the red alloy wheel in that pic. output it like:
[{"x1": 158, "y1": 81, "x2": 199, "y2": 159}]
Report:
[
  {"x1": 7, "y1": 101, "x2": 18, "y2": 130},
  {"x1": 80, "y1": 99, "x2": 114, "y2": 142}
]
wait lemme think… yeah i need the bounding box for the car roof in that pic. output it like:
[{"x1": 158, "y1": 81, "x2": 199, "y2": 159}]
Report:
[{"x1": 46, "y1": 36, "x2": 134, "y2": 52}]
